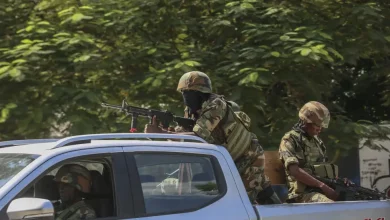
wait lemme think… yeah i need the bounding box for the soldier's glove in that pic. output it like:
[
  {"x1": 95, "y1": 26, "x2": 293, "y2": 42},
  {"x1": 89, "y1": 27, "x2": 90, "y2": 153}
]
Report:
[{"x1": 256, "y1": 185, "x2": 282, "y2": 205}]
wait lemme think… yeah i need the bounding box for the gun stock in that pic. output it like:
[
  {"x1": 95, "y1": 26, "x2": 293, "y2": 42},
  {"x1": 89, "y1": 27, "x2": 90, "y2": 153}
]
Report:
[{"x1": 101, "y1": 99, "x2": 195, "y2": 132}]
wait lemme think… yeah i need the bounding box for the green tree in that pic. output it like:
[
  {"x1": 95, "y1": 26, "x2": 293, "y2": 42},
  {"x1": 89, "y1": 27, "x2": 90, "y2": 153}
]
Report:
[{"x1": 0, "y1": 0, "x2": 389, "y2": 160}]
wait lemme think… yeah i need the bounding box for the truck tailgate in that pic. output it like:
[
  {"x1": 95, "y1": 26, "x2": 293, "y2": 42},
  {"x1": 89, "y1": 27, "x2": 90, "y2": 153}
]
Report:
[{"x1": 254, "y1": 200, "x2": 390, "y2": 220}]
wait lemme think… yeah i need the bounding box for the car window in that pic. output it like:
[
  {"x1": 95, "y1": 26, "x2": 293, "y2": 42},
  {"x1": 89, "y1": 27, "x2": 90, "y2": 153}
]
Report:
[
  {"x1": 6, "y1": 157, "x2": 116, "y2": 220},
  {"x1": 0, "y1": 153, "x2": 38, "y2": 189},
  {"x1": 134, "y1": 153, "x2": 224, "y2": 216}
]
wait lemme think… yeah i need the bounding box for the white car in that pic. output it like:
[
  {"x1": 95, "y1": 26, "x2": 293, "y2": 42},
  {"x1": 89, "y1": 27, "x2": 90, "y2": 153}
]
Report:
[{"x1": 0, "y1": 133, "x2": 390, "y2": 220}]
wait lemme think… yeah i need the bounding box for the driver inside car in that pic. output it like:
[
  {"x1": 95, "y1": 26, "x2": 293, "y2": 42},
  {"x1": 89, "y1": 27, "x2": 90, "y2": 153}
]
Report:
[{"x1": 53, "y1": 164, "x2": 96, "y2": 220}]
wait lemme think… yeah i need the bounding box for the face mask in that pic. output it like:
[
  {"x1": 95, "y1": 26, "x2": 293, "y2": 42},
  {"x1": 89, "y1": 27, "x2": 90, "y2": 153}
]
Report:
[{"x1": 182, "y1": 90, "x2": 203, "y2": 115}]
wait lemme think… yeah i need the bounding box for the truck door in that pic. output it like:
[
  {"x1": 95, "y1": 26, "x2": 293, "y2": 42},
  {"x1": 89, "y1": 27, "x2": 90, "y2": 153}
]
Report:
[{"x1": 123, "y1": 146, "x2": 251, "y2": 220}]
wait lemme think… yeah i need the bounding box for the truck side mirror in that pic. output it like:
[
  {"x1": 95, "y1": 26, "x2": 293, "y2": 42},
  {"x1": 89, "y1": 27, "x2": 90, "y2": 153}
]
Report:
[{"x1": 7, "y1": 198, "x2": 54, "y2": 220}]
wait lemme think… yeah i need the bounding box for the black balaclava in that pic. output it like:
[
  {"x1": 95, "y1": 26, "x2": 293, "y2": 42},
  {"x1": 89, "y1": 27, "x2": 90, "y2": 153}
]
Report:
[{"x1": 182, "y1": 90, "x2": 210, "y2": 118}]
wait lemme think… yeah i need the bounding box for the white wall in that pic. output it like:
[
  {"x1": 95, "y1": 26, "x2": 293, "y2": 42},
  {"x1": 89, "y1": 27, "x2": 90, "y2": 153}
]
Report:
[{"x1": 359, "y1": 138, "x2": 390, "y2": 196}]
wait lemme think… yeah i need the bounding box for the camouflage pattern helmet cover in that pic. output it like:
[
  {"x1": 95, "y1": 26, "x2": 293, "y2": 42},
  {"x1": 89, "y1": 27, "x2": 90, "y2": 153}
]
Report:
[
  {"x1": 54, "y1": 164, "x2": 92, "y2": 193},
  {"x1": 176, "y1": 71, "x2": 212, "y2": 93},
  {"x1": 299, "y1": 101, "x2": 330, "y2": 128}
]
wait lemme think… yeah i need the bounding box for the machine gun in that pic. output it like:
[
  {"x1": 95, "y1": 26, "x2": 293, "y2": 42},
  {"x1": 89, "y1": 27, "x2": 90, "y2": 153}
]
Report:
[
  {"x1": 101, "y1": 99, "x2": 195, "y2": 132},
  {"x1": 313, "y1": 175, "x2": 388, "y2": 201}
]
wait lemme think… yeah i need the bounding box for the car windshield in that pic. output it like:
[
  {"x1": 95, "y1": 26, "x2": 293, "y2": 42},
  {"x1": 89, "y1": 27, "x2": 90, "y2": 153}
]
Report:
[{"x1": 0, "y1": 153, "x2": 38, "y2": 189}]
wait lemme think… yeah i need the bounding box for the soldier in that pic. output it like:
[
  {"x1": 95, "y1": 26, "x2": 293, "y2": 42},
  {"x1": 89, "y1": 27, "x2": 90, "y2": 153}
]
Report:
[
  {"x1": 278, "y1": 101, "x2": 339, "y2": 203},
  {"x1": 54, "y1": 164, "x2": 96, "y2": 220},
  {"x1": 144, "y1": 71, "x2": 281, "y2": 204}
]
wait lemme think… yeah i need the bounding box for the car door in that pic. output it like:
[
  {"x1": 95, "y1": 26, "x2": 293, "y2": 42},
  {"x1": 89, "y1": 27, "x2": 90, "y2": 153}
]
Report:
[
  {"x1": 123, "y1": 145, "x2": 250, "y2": 220},
  {"x1": 0, "y1": 147, "x2": 135, "y2": 220}
]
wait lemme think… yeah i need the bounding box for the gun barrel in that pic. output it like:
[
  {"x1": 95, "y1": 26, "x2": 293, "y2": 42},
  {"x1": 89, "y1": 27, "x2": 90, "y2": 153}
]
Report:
[
  {"x1": 101, "y1": 102, "x2": 122, "y2": 109},
  {"x1": 101, "y1": 99, "x2": 196, "y2": 131},
  {"x1": 102, "y1": 102, "x2": 149, "y2": 116}
]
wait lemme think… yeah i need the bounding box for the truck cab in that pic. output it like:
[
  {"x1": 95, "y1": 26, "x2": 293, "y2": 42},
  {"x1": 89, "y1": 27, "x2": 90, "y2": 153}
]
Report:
[{"x1": 0, "y1": 133, "x2": 389, "y2": 220}]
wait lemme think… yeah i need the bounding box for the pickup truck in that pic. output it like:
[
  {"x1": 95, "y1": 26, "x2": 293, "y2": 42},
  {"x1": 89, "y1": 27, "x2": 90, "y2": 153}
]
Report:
[{"x1": 0, "y1": 133, "x2": 389, "y2": 220}]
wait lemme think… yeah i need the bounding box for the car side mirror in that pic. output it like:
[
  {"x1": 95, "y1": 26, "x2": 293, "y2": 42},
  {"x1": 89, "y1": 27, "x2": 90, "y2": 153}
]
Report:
[{"x1": 7, "y1": 198, "x2": 54, "y2": 220}]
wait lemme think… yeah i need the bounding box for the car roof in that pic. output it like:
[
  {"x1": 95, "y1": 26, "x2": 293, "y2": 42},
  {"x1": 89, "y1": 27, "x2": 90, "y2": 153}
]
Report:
[
  {"x1": 0, "y1": 142, "x2": 55, "y2": 155},
  {"x1": 0, "y1": 133, "x2": 220, "y2": 156}
]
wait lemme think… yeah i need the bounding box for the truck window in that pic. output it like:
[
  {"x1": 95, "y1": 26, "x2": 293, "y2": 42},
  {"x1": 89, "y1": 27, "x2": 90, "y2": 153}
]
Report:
[
  {"x1": 40, "y1": 159, "x2": 115, "y2": 219},
  {"x1": 1, "y1": 156, "x2": 117, "y2": 220},
  {"x1": 0, "y1": 153, "x2": 38, "y2": 189},
  {"x1": 134, "y1": 153, "x2": 226, "y2": 216}
]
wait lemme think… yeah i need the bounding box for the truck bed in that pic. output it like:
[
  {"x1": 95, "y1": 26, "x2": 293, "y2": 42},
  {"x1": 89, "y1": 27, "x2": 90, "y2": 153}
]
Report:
[{"x1": 254, "y1": 200, "x2": 390, "y2": 220}]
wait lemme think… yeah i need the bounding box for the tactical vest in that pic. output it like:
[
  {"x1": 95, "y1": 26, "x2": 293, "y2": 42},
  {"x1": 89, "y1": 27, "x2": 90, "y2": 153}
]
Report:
[{"x1": 211, "y1": 96, "x2": 252, "y2": 161}]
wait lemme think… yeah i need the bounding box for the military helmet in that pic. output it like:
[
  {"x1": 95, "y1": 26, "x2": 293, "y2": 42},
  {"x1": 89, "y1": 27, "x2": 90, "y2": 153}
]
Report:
[
  {"x1": 227, "y1": 101, "x2": 240, "y2": 112},
  {"x1": 176, "y1": 71, "x2": 212, "y2": 94},
  {"x1": 54, "y1": 164, "x2": 92, "y2": 193},
  {"x1": 299, "y1": 101, "x2": 330, "y2": 128}
]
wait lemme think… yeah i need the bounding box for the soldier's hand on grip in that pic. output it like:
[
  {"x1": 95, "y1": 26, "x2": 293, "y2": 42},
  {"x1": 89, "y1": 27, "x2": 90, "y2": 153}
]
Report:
[{"x1": 144, "y1": 116, "x2": 164, "y2": 133}]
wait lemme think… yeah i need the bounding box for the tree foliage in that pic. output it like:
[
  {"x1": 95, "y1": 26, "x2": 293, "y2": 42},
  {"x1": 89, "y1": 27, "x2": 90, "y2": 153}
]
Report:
[{"x1": 1, "y1": 0, "x2": 390, "y2": 158}]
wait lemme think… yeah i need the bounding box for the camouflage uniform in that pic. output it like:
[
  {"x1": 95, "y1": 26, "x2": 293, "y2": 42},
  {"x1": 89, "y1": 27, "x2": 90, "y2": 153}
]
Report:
[
  {"x1": 279, "y1": 101, "x2": 333, "y2": 203},
  {"x1": 54, "y1": 164, "x2": 96, "y2": 220},
  {"x1": 177, "y1": 71, "x2": 275, "y2": 203},
  {"x1": 56, "y1": 201, "x2": 96, "y2": 220}
]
